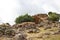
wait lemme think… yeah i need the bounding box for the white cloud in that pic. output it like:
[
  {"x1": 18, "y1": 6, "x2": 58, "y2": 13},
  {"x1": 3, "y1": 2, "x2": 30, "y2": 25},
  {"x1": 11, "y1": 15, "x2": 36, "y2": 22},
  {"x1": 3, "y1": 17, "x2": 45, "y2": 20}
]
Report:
[
  {"x1": 42, "y1": 4, "x2": 58, "y2": 13},
  {"x1": 18, "y1": 0, "x2": 60, "y2": 14},
  {"x1": 0, "y1": 0, "x2": 21, "y2": 25}
]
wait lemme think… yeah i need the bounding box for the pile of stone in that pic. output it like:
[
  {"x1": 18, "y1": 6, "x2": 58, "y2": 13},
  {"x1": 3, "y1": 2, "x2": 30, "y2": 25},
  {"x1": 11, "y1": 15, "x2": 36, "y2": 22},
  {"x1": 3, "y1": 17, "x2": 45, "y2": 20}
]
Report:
[
  {"x1": 0, "y1": 23, "x2": 11, "y2": 27},
  {"x1": 0, "y1": 23, "x2": 16, "y2": 37},
  {"x1": 13, "y1": 22, "x2": 37, "y2": 29}
]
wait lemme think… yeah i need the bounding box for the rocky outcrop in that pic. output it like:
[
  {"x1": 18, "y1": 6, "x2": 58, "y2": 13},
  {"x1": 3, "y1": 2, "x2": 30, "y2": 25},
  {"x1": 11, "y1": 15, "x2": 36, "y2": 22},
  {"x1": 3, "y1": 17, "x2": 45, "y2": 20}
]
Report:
[
  {"x1": 0, "y1": 23, "x2": 11, "y2": 27},
  {"x1": 32, "y1": 14, "x2": 48, "y2": 23},
  {"x1": 0, "y1": 14, "x2": 60, "y2": 40},
  {"x1": 12, "y1": 22, "x2": 39, "y2": 34},
  {"x1": 12, "y1": 22, "x2": 37, "y2": 30}
]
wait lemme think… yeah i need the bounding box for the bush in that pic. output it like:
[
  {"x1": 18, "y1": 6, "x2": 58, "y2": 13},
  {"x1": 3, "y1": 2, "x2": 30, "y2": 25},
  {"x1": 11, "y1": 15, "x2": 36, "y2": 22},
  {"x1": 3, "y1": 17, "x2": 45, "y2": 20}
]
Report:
[
  {"x1": 15, "y1": 14, "x2": 35, "y2": 24},
  {"x1": 48, "y1": 12, "x2": 59, "y2": 21}
]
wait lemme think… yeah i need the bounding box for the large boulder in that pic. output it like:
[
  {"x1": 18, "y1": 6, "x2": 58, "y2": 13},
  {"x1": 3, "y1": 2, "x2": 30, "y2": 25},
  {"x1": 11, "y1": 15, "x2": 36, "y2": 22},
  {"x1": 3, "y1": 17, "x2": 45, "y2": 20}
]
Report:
[
  {"x1": 32, "y1": 14, "x2": 48, "y2": 23},
  {"x1": 13, "y1": 33, "x2": 27, "y2": 40}
]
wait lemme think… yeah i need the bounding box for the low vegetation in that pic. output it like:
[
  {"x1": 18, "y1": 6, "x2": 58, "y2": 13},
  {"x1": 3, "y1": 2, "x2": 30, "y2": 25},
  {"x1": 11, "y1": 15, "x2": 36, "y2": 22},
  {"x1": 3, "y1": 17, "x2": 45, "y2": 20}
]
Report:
[
  {"x1": 48, "y1": 12, "x2": 60, "y2": 21},
  {"x1": 15, "y1": 14, "x2": 35, "y2": 24}
]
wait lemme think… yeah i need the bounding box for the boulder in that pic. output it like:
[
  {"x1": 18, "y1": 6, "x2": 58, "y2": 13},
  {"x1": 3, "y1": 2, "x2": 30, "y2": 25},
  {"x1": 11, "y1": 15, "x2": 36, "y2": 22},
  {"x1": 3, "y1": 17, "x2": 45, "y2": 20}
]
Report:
[
  {"x1": 27, "y1": 28, "x2": 40, "y2": 33},
  {"x1": 42, "y1": 35, "x2": 49, "y2": 38},
  {"x1": 44, "y1": 32, "x2": 51, "y2": 35},
  {"x1": 13, "y1": 33, "x2": 27, "y2": 40},
  {"x1": 44, "y1": 24, "x2": 51, "y2": 30},
  {"x1": 32, "y1": 14, "x2": 48, "y2": 23}
]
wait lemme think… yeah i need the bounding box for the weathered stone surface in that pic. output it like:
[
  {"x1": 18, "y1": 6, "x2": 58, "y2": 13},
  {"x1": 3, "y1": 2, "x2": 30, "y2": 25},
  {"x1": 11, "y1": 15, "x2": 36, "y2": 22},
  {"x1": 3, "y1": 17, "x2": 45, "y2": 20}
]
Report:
[
  {"x1": 44, "y1": 32, "x2": 51, "y2": 35},
  {"x1": 44, "y1": 24, "x2": 51, "y2": 30},
  {"x1": 27, "y1": 29, "x2": 40, "y2": 33},
  {"x1": 32, "y1": 14, "x2": 48, "y2": 23},
  {"x1": 42, "y1": 35, "x2": 49, "y2": 38},
  {"x1": 13, "y1": 33, "x2": 27, "y2": 40},
  {"x1": 13, "y1": 22, "x2": 37, "y2": 29},
  {"x1": 0, "y1": 23, "x2": 11, "y2": 27}
]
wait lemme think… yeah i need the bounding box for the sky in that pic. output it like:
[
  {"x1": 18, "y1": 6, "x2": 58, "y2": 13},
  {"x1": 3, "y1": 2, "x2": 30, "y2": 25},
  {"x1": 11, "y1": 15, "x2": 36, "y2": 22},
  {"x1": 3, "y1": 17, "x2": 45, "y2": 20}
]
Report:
[{"x1": 0, "y1": 0, "x2": 60, "y2": 25}]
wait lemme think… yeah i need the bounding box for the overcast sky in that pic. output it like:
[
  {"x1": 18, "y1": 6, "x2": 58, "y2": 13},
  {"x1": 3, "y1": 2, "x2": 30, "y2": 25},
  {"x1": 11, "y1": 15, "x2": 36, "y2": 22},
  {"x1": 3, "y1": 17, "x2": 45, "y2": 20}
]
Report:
[{"x1": 0, "y1": 0, "x2": 60, "y2": 25}]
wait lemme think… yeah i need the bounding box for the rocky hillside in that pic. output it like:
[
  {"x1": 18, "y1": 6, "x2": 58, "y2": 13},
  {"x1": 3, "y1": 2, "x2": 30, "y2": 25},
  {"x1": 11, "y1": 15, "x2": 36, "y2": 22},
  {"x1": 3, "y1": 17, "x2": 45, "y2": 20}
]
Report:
[{"x1": 0, "y1": 13, "x2": 60, "y2": 40}]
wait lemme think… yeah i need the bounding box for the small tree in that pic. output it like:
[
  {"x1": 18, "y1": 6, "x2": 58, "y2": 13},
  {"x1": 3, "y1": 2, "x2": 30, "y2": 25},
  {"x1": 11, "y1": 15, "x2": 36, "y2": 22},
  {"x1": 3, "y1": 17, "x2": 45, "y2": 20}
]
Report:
[
  {"x1": 48, "y1": 12, "x2": 59, "y2": 21},
  {"x1": 15, "y1": 14, "x2": 35, "y2": 24}
]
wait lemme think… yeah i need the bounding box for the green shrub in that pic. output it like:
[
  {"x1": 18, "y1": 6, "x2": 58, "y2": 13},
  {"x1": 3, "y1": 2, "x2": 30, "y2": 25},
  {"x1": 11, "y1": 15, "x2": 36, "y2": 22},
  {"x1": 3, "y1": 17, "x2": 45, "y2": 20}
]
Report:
[
  {"x1": 15, "y1": 14, "x2": 35, "y2": 24},
  {"x1": 48, "y1": 12, "x2": 59, "y2": 21}
]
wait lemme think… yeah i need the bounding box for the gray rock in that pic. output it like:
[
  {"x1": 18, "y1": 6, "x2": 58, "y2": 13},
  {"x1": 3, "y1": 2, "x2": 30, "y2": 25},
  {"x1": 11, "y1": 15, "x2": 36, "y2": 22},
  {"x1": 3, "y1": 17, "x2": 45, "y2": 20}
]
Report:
[
  {"x1": 42, "y1": 35, "x2": 49, "y2": 38},
  {"x1": 51, "y1": 30, "x2": 60, "y2": 35},
  {"x1": 13, "y1": 33, "x2": 27, "y2": 40},
  {"x1": 44, "y1": 25, "x2": 51, "y2": 30},
  {"x1": 27, "y1": 29, "x2": 40, "y2": 33},
  {"x1": 44, "y1": 32, "x2": 51, "y2": 35}
]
